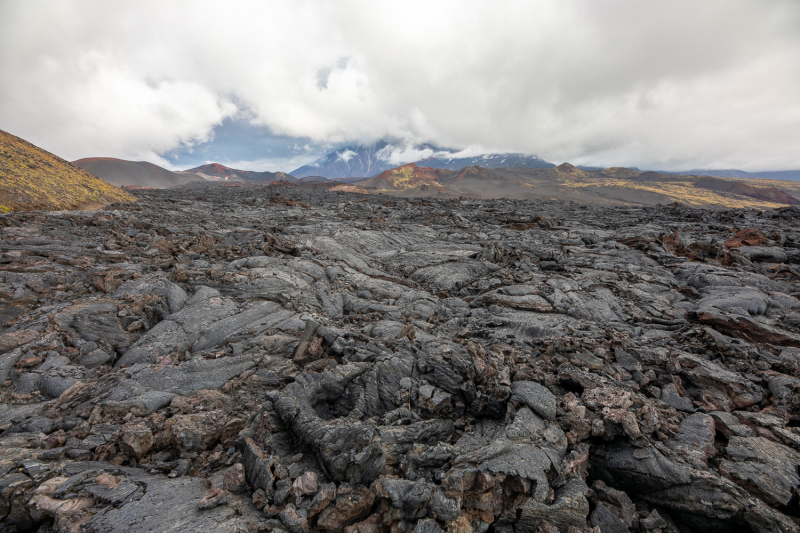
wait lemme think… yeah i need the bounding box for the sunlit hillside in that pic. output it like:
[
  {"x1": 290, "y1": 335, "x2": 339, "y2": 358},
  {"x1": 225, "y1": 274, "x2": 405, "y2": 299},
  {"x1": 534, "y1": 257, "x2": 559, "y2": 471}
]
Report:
[{"x1": 0, "y1": 129, "x2": 135, "y2": 212}]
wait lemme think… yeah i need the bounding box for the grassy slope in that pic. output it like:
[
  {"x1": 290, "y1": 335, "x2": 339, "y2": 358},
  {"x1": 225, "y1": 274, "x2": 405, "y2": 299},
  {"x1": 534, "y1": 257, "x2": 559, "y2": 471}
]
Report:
[
  {"x1": 0, "y1": 129, "x2": 135, "y2": 212},
  {"x1": 564, "y1": 173, "x2": 798, "y2": 209},
  {"x1": 484, "y1": 167, "x2": 800, "y2": 208}
]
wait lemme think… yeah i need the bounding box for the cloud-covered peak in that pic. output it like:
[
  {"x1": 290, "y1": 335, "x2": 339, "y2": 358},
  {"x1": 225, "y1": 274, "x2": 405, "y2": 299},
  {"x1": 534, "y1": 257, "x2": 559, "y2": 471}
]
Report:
[{"x1": 289, "y1": 140, "x2": 553, "y2": 178}]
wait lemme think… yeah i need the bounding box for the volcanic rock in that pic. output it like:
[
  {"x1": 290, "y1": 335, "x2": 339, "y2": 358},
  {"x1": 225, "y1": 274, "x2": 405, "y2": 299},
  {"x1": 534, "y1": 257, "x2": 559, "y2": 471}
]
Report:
[{"x1": 1, "y1": 185, "x2": 800, "y2": 532}]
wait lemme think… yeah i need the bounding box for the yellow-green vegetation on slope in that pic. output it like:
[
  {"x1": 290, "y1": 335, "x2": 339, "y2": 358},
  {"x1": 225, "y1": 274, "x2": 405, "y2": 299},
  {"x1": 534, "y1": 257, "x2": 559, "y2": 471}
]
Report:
[
  {"x1": 383, "y1": 165, "x2": 420, "y2": 189},
  {"x1": 564, "y1": 171, "x2": 799, "y2": 209},
  {"x1": 498, "y1": 166, "x2": 800, "y2": 208},
  {"x1": 0, "y1": 129, "x2": 135, "y2": 212},
  {"x1": 570, "y1": 179, "x2": 786, "y2": 209},
  {"x1": 361, "y1": 163, "x2": 450, "y2": 191},
  {"x1": 600, "y1": 167, "x2": 642, "y2": 180},
  {"x1": 358, "y1": 162, "x2": 800, "y2": 208}
]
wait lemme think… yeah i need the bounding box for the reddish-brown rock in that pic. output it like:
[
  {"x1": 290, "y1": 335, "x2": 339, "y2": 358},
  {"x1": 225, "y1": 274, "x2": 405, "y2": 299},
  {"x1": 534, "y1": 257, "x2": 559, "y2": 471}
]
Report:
[
  {"x1": 223, "y1": 463, "x2": 248, "y2": 493},
  {"x1": 118, "y1": 422, "x2": 153, "y2": 458},
  {"x1": 316, "y1": 485, "x2": 376, "y2": 532}
]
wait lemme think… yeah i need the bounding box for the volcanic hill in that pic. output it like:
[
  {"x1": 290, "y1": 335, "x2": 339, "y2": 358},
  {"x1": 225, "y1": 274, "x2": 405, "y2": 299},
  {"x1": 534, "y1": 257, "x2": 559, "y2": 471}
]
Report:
[
  {"x1": 72, "y1": 158, "x2": 199, "y2": 189},
  {"x1": 0, "y1": 129, "x2": 135, "y2": 212},
  {"x1": 360, "y1": 163, "x2": 451, "y2": 193}
]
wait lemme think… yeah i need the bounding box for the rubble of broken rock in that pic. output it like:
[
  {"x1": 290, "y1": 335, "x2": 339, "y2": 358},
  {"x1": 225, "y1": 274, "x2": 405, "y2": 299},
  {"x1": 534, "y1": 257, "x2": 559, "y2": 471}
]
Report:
[{"x1": 1, "y1": 185, "x2": 800, "y2": 532}]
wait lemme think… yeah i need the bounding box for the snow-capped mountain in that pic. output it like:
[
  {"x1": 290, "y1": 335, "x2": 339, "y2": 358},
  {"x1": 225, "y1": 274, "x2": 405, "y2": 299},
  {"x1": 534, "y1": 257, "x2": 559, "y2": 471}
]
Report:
[
  {"x1": 416, "y1": 153, "x2": 554, "y2": 171},
  {"x1": 291, "y1": 142, "x2": 554, "y2": 179},
  {"x1": 290, "y1": 141, "x2": 395, "y2": 179}
]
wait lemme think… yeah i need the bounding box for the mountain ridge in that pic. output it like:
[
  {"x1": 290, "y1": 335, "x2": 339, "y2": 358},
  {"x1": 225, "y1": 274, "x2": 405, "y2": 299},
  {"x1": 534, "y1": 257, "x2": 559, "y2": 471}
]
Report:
[
  {"x1": 287, "y1": 141, "x2": 800, "y2": 182},
  {"x1": 353, "y1": 161, "x2": 800, "y2": 208},
  {"x1": 183, "y1": 163, "x2": 296, "y2": 183},
  {"x1": 670, "y1": 168, "x2": 800, "y2": 181}
]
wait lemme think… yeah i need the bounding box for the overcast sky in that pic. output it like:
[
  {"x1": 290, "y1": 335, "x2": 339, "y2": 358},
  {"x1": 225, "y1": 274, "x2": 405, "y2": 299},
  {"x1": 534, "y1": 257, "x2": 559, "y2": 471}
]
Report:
[{"x1": 1, "y1": 0, "x2": 799, "y2": 172}]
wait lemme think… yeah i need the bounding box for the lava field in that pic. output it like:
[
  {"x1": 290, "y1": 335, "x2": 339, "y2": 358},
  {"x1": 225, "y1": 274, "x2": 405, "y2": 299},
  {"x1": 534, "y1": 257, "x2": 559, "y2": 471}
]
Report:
[{"x1": 1, "y1": 185, "x2": 800, "y2": 533}]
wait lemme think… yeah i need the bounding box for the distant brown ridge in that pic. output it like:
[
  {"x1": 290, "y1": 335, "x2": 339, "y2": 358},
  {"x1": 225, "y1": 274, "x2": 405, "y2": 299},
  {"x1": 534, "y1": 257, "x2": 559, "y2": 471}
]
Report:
[
  {"x1": 73, "y1": 157, "x2": 198, "y2": 189},
  {"x1": 695, "y1": 176, "x2": 800, "y2": 205}
]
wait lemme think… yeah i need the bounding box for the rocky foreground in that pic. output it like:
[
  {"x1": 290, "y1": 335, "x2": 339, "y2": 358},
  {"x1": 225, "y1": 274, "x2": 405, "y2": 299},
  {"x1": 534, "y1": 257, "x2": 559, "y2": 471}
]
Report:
[{"x1": 1, "y1": 186, "x2": 800, "y2": 532}]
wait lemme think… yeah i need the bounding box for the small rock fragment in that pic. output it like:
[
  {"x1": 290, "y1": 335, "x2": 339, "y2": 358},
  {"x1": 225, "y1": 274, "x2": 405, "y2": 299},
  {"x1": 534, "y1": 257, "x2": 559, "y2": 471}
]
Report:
[{"x1": 197, "y1": 487, "x2": 230, "y2": 510}]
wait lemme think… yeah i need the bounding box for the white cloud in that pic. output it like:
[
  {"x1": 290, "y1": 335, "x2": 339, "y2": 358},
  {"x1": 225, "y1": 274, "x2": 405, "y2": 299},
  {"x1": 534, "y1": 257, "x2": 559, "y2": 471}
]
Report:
[
  {"x1": 376, "y1": 144, "x2": 442, "y2": 166},
  {"x1": 1, "y1": 0, "x2": 799, "y2": 170},
  {"x1": 336, "y1": 149, "x2": 358, "y2": 163}
]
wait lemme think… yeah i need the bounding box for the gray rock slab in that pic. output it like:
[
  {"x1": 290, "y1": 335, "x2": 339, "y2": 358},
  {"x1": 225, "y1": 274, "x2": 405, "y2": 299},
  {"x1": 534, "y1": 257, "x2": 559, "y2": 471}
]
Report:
[{"x1": 511, "y1": 381, "x2": 557, "y2": 420}]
